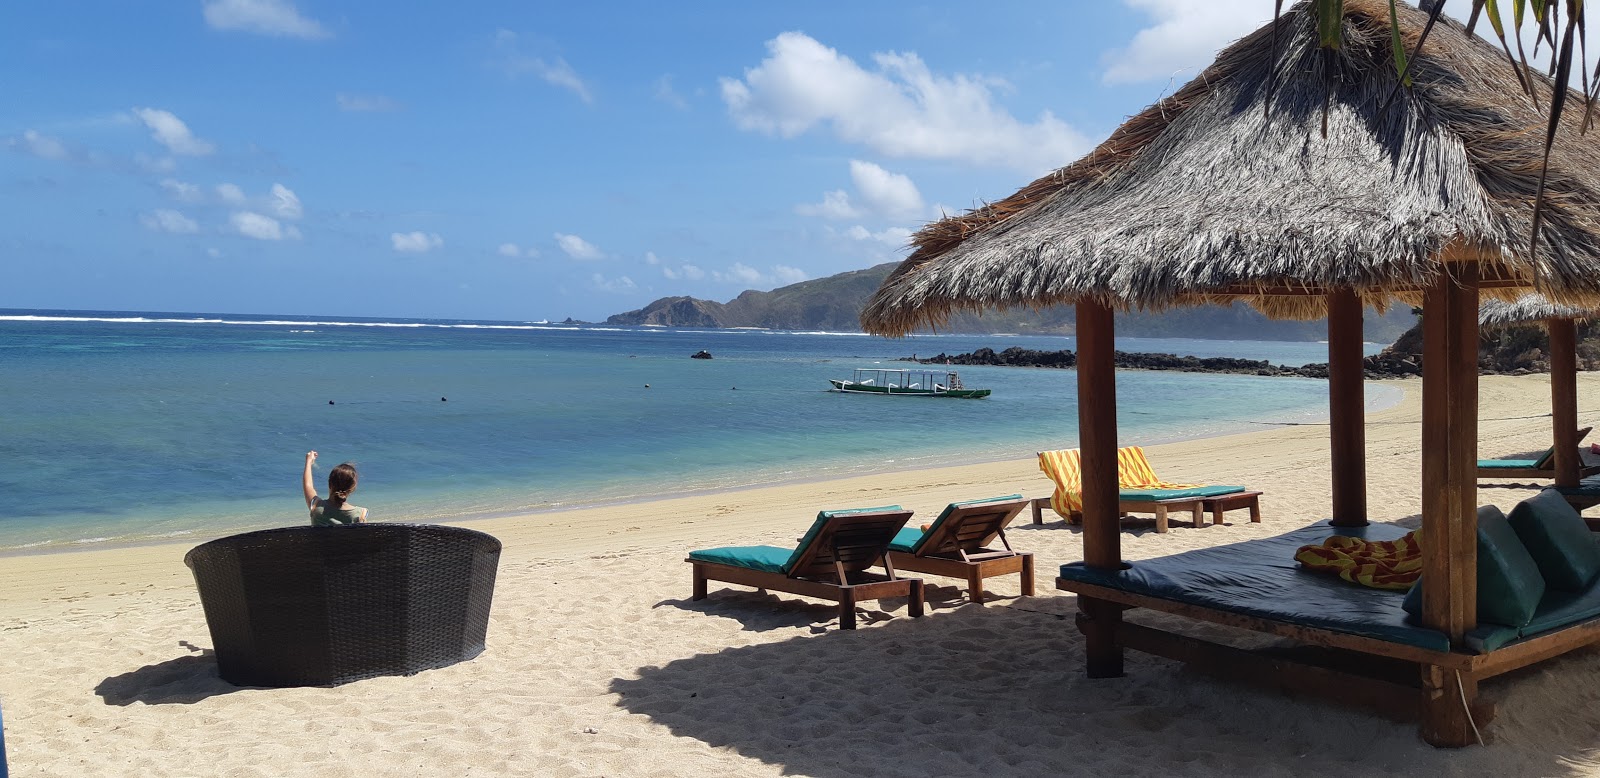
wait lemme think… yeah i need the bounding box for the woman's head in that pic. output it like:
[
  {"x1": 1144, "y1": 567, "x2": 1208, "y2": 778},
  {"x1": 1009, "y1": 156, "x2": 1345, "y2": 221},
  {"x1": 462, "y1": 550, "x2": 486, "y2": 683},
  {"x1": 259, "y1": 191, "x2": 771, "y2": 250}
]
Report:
[{"x1": 327, "y1": 462, "x2": 358, "y2": 504}]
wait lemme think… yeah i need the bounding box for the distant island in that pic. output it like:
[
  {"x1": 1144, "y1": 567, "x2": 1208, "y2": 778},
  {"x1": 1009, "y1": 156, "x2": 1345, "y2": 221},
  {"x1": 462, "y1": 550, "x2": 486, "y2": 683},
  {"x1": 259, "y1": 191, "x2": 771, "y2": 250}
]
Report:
[{"x1": 607, "y1": 262, "x2": 1417, "y2": 342}]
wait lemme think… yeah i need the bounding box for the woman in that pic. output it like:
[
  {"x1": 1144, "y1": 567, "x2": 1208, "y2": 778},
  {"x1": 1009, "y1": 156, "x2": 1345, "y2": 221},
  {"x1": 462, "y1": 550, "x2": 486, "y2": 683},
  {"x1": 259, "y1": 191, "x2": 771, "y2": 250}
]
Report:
[{"x1": 302, "y1": 451, "x2": 368, "y2": 525}]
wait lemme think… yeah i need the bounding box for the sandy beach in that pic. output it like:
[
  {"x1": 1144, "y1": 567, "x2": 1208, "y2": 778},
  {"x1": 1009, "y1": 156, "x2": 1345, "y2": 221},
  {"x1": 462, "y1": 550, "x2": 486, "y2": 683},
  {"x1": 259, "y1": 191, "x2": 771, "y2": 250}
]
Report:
[{"x1": 4, "y1": 372, "x2": 1600, "y2": 776}]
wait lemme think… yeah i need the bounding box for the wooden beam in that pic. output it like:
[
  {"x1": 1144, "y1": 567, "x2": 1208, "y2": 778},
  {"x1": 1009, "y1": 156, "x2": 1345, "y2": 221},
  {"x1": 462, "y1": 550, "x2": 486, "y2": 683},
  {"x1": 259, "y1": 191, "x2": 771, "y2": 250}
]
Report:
[
  {"x1": 1075, "y1": 299, "x2": 1124, "y2": 678},
  {"x1": 1550, "y1": 317, "x2": 1581, "y2": 488},
  {"x1": 1328, "y1": 289, "x2": 1368, "y2": 526}
]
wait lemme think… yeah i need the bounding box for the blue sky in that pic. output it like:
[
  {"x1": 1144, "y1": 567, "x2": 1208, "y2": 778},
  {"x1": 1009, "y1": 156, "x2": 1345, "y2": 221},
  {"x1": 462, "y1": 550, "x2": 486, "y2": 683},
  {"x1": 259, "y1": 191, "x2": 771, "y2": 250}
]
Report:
[{"x1": 4, "y1": 1, "x2": 1492, "y2": 321}]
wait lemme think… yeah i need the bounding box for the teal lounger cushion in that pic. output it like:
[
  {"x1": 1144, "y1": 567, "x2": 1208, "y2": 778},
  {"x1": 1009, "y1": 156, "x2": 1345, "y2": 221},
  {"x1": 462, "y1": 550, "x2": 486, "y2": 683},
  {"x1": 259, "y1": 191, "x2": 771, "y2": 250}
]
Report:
[
  {"x1": 689, "y1": 504, "x2": 905, "y2": 575},
  {"x1": 1478, "y1": 458, "x2": 1542, "y2": 469},
  {"x1": 1403, "y1": 505, "x2": 1547, "y2": 627},
  {"x1": 1119, "y1": 485, "x2": 1246, "y2": 502},
  {"x1": 688, "y1": 545, "x2": 794, "y2": 574},
  {"x1": 889, "y1": 494, "x2": 1022, "y2": 554},
  {"x1": 1508, "y1": 489, "x2": 1600, "y2": 591}
]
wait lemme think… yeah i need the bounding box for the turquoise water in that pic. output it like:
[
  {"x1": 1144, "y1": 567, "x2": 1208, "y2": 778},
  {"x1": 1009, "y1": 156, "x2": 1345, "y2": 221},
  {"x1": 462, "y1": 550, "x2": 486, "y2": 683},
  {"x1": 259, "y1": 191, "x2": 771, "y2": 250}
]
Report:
[{"x1": 0, "y1": 310, "x2": 1396, "y2": 551}]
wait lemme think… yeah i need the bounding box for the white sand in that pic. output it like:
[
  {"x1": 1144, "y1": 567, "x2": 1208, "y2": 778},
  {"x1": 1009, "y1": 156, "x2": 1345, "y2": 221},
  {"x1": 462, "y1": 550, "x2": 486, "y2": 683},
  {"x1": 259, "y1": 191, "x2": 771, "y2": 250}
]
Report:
[{"x1": 3, "y1": 373, "x2": 1600, "y2": 776}]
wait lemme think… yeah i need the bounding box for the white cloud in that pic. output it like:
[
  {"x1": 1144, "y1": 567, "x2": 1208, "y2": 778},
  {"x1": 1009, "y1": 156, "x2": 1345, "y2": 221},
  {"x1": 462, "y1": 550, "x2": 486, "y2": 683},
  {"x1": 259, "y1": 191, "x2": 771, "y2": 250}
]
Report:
[
  {"x1": 721, "y1": 32, "x2": 1088, "y2": 172},
  {"x1": 592, "y1": 273, "x2": 638, "y2": 293},
  {"x1": 134, "y1": 153, "x2": 176, "y2": 173},
  {"x1": 207, "y1": 247, "x2": 223, "y2": 258},
  {"x1": 1102, "y1": 0, "x2": 1271, "y2": 85},
  {"x1": 848, "y1": 160, "x2": 923, "y2": 219},
  {"x1": 493, "y1": 30, "x2": 593, "y2": 104},
  {"x1": 392, "y1": 231, "x2": 444, "y2": 253},
  {"x1": 141, "y1": 209, "x2": 200, "y2": 234},
  {"x1": 715, "y1": 263, "x2": 766, "y2": 286},
  {"x1": 498, "y1": 242, "x2": 539, "y2": 258},
  {"x1": 269, "y1": 183, "x2": 303, "y2": 219},
  {"x1": 772, "y1": 265, "x2": 808, "y2": 285},
  {"x1": 133, "y1": 108, "x2": 215, "y2": 156},
  {"x1": 796, "y1": 189, "x2": 861, "y2": 220},
  {"x1": 654, "y1": 75, "x2": 689, "y2": 110},
  {"x1": 216, "y1": 183, "x2": 247, "y2": 203},
  {"x1": 846, "y1": 225, "x2": 912, "y2": 247},
  {"x1": 159, "y1": 178, "x2": 204, "y2": 202},
  {"x1": 8, "y1": 130, "x2": 70, "y2": 161},
  {"x1": 554, "y1": 232, "x2": 603, "y2": 260},
  {"x1": 231, "y1": 211, "x2": 298, "y2": 240},
  {"x1": 202, "y1": 0, "x2": 330, "y2": 40},
  {"x1": 662, "y1": 263, "x2": 706, "y2": 281},
  {"x1": 644, "y1": 251, "x2": 661, "y2": 265},
  {"x1": 336, "y1": 93, "x2": 402, "y2": 112}
]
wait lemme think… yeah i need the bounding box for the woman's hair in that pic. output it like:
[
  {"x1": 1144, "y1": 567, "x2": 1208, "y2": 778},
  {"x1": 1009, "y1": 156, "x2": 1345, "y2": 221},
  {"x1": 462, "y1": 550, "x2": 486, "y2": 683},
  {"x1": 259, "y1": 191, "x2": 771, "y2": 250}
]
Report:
[{"x1": 327, "y1": 463, "x2": 359, "y2": 505}]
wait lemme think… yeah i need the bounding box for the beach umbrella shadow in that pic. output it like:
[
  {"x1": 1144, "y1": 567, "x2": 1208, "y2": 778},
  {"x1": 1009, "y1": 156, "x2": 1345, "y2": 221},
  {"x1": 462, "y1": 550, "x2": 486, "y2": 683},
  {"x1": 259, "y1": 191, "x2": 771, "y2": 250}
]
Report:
[{"x1": 94, "y1": 644, "x2": 242, "y2": 706}]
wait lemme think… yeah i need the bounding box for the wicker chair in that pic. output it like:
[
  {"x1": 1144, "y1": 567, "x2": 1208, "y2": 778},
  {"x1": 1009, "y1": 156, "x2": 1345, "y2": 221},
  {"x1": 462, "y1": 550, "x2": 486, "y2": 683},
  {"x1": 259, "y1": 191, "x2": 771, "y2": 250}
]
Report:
[{"x1": 185, "y1": 524, "x2": 501, "y2": 687}]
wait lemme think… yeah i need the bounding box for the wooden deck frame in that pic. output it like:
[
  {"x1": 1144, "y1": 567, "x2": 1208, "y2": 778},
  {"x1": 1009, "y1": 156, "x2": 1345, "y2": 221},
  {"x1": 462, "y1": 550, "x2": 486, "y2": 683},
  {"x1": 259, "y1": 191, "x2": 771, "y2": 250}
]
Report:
[
  {"x1": 1056, "y1": 575, "x2": 1600, "y2": 728},
  {"x1": 688, "y1": 510, "x2": 926, "y2": 630},
  {"x1": 884, "y1": 498, "x2": 1035, "y2": 604}
]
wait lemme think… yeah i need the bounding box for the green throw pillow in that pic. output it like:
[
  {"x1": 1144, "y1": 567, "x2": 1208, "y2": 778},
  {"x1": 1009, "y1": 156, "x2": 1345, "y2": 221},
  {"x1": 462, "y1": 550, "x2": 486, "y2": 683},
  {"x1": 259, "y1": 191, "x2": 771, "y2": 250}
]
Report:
[
  {"x1": 1402, "y1": 505, "x2": 1546, "y2": 627},
  {"x1": 1507, "y1": 489, "x2": 1600, "y2": 591}
]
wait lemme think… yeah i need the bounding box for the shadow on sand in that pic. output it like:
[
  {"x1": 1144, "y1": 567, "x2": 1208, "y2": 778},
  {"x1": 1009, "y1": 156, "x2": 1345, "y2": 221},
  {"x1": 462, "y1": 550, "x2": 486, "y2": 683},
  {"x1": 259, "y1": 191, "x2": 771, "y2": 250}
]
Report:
[{"x1": 95, "y1": 644, "x2": 243, "y2": 706}]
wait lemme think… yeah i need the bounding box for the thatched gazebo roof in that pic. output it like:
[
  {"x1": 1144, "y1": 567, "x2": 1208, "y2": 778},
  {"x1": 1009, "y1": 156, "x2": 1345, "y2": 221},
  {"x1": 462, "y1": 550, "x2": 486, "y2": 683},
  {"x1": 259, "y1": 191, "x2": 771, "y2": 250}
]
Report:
[
  {"x1": 1479, "y1": 293, "x2": 1600, "y2": 329},
  {"x1": 862, "y1": 0, "x2": 1600, "y2": 336}
]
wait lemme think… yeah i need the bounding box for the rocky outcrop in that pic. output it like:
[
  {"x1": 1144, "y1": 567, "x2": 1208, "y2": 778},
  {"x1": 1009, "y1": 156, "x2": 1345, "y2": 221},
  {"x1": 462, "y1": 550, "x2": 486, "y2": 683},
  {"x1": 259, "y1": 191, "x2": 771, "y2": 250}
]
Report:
[{"x1": 690, "y1": 350, "x2": 713, "y2": 359}]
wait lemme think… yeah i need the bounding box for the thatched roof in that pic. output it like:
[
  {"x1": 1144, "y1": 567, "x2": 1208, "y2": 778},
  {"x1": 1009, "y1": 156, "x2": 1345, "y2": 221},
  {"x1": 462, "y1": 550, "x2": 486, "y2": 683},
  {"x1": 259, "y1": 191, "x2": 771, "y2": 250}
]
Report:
[
  {"x1": 863, "y1": 0, "x2": 1600, "y2": 336},
  {"x1": 1480, "y1": 294, "x2": 1600, "y2": 329}
]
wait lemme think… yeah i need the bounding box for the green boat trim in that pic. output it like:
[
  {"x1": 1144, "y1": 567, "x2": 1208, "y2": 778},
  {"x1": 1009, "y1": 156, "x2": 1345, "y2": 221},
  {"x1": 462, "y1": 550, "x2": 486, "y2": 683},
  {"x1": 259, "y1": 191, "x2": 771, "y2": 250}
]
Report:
[{"x1": 828, "y1": 368, "x2": 991, "y2": 399}]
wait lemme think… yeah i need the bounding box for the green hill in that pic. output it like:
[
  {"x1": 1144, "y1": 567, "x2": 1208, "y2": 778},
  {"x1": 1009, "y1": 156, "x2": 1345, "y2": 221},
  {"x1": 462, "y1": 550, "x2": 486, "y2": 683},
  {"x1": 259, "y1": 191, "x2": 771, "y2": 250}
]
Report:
[{"x1": 607, "y1": 262, "x2": 1417, "y2": 342}]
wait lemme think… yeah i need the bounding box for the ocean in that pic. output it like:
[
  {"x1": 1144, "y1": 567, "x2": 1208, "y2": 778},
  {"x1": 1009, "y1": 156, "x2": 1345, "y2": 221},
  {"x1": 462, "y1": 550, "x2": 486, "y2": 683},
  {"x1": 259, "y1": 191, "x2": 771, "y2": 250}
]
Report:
[{"x1": 0, "y1": 309, "x2": 1397, "y2": 552}]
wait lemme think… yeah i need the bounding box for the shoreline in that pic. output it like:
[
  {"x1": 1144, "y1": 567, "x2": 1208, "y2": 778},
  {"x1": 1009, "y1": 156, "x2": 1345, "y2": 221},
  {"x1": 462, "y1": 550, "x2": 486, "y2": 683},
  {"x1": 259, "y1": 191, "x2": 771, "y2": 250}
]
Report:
[{"x1": 0, "y1": 380, "x2": 1406, "y2": 559}]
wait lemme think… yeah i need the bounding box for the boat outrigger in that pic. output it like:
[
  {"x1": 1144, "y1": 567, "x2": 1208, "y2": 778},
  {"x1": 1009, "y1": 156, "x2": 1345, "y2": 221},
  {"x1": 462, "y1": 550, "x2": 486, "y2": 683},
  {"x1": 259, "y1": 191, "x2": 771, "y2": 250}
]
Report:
[{"x1": 828, "y1": 368, "x2": 990, "y2": 399}]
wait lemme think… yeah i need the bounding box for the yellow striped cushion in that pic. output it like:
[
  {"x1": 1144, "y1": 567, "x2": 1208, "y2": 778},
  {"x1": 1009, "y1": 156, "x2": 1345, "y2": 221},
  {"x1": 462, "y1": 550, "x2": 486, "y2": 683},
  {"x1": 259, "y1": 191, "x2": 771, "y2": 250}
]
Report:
[{"x1": 1039, "y1": 446, "x2": 1202, "y2": 520}]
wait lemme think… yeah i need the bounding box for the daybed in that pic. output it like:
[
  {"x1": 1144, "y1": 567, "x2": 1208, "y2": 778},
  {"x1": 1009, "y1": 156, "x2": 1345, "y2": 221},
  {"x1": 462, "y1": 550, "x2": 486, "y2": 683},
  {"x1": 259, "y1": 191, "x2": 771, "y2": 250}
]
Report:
[
  {"x1": 186, "y1": 523, "x2": 502, "y2": 687},
  {"x1": 1057, "y1": 490, "x2": 1600, "y2": 733},
  {"x1": 883, "y1": 495, "x2": 1033, "y2": 604}
]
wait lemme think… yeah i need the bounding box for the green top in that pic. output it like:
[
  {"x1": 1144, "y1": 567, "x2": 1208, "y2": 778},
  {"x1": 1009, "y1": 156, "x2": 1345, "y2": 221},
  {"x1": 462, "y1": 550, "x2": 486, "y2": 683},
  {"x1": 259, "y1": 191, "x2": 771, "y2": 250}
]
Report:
[{"x1": 310, "y1": 498, "x2": 366, "y2": 526}]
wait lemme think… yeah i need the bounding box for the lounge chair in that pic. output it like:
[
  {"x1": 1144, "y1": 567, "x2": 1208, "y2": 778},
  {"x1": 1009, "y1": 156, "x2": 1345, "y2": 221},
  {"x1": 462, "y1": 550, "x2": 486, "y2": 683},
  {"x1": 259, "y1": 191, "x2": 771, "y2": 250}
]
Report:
[
  {"x1": 687, "y1": 507, "x2": 925, "y2": 630},
  {"x1": 1477, "y1": 427, "x2": 1598, "y2": 480},
  {"x1": 883, "y1": 495, "x2": 1033, "y2": 604},
  {"x1": 1035, "y1": 447, "x2": 1256, "y2": 533}
]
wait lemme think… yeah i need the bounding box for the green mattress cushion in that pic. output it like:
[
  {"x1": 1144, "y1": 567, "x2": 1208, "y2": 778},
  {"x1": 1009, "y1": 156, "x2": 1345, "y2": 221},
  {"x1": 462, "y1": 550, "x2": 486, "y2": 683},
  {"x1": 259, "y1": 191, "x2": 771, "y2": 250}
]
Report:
[
  {"x1": 1402, "y1": 505, "x2": 1547, "y2": 627},
  {"x1": 784, "y1": 504, "x2": 904, "y2": 573},
  {"x1": 1477, "y1": 458, "x2": 1542, "y2": 469},
  {"x1": 1119, "y1": 485, "x2": 1246, "y2": 502},
  {"x1": 688, "y1": 545, "x2": 793, "y2": 574},
  {"x1": 894, "y1": 494, "x2": 1023, "y2": 554},
  {"x1": 1508, "y1": 489, "x2": 1600, "y2": 591}
]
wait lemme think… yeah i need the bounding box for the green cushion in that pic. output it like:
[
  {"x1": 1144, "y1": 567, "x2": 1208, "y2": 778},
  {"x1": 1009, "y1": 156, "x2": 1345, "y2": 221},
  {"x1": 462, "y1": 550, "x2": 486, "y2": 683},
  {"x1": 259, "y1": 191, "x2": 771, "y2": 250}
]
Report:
[
  {"x1": 1403, "y1": 505, "x2": 1547, "y2": 627},
  {"x1": 1119, "y1": 485, "x2": 1246, "y2": 501},
  {"x1": 783, "y1": 504, "x2": 903, "y2": 573},
  {"x1": 1507, "y1": 489, "x2": 1600, "y2": 591},
  {"x1": 688, "y1": 545, "x2": 792, "y2": 574},
  {"x1": 1477, "y1": 458, "x2": 1542, "y2": 469},
  {"x1": 1533, "y1": 446, "x2": 1559, "y2": 470},
  {"x1": 887, "y1": 527, "x2": 924, "y2": 553},
  {"x1": 900, "y1": 494, "x2": 1023, "y2": 554}
]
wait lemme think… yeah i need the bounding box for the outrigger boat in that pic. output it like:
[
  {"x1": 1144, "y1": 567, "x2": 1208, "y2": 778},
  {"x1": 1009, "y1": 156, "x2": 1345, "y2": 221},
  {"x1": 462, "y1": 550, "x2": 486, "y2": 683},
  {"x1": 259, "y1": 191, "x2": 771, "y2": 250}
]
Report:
[{"x1": 828, "y1": 368, "x2": 990, "y2": 399}]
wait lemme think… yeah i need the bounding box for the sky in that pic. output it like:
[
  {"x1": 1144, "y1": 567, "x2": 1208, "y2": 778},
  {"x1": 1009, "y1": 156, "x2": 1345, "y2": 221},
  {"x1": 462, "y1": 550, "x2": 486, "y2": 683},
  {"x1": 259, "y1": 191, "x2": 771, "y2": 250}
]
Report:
[{"x1": 0, "y1": 1, "x2": 1559, "y2": 322}]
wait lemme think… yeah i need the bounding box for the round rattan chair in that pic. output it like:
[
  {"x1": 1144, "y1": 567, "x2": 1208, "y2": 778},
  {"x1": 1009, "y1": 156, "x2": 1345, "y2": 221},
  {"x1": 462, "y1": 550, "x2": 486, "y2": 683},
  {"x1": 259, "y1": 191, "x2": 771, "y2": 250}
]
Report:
[{"x1": 185, "y1": 523, "x2": 501, "y2": 687}]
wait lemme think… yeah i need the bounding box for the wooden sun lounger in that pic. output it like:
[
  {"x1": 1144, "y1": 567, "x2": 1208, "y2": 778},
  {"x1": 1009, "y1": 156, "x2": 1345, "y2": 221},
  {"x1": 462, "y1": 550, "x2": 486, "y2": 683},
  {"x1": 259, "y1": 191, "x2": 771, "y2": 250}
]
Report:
[
  {"x1": 688, "y1": 509, "x2": 925, "y2": 630},
  {"x1": 884, "y1": 497, "x2": 1034, "y2": 604},
  {"x1": 1476, "y1": 427, "x2": 1595, "y2": 480}
]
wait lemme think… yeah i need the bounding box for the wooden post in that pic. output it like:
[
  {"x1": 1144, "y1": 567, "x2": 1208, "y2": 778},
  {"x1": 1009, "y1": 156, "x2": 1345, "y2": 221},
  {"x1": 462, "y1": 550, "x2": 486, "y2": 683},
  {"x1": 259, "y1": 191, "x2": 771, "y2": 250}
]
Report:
[
  {"x1": 1549, "y1": 317, "x2": 1580, "y2": 488},
  {"x1": 1076, "y1": 300, "x2": 1124, "y2": 678},
  {"x1": 1418, "y1": 267, "x2": 1481, "y2": 748},
  {"x1": 1328, "y1": 289, "x2": 1368, "y2": 526}
]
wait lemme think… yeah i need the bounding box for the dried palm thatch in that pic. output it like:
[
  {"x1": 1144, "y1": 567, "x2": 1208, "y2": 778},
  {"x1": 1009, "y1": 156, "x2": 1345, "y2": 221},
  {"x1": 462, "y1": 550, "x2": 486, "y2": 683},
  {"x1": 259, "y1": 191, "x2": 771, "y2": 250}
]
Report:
[
  {"x1": 862, "y1": 0, "x2": 1600, "y2": 336},
  {"x1": 1479, "y1": 293, "x2": 1600, "y2": 329}
]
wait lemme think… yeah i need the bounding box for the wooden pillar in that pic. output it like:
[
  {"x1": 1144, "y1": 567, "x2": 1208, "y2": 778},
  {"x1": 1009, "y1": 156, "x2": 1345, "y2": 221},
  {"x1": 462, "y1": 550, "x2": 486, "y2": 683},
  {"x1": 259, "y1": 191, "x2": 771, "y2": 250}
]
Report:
[
  {"x1": 1418, "y1": 267, "x2": 1481, "y2": 748},
  {"x1": 1076, "y1": 300, "x2": 1124, "y2": 678},
  {"x1": 1550, "y1": 317, "x2": 1581, "y2": 488},
  {"x1": 1328, "y1": 289, "x2": 1368, "y2": 526}
]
